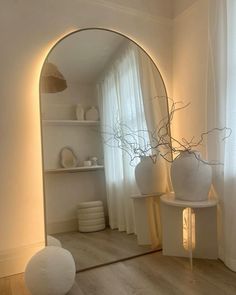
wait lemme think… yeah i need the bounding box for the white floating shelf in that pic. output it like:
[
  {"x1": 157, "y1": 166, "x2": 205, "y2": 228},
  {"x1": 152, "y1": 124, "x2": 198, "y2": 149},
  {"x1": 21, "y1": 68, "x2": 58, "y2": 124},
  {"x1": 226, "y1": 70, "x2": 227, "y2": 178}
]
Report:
[
  {"x1": 44, "y1": 165, "x2": 104, "y2": 174},
  {"x1": 42, "y1": 120, "x2": 100, "y2": 126}
]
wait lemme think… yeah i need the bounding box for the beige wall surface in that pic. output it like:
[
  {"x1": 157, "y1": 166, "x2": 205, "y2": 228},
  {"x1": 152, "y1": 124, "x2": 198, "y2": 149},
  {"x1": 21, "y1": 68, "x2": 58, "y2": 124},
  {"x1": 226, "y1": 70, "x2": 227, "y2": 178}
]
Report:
[
  {"x1": 172, "y1": 0, "x2": 209, "y2": 157},
  {"x1": 0, "y1": 0, "x2": 172, "y2": 277}
]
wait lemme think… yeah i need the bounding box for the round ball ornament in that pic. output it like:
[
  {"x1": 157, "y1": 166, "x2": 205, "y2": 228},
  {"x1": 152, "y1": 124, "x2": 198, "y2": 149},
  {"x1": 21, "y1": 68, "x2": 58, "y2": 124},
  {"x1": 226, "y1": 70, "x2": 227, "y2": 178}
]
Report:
[{"x1": 25, "y1": 246, "x2": 75, "y2": 295}]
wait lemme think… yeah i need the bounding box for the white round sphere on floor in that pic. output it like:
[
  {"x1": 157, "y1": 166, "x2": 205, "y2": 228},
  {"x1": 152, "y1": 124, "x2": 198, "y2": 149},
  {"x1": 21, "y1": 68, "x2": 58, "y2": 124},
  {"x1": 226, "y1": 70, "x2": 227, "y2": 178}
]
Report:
[
  {"x1": 25, "y1": 246, "x2": 76, "y2": 295},
  {"x1": 47, "y1": 235, "x2": 62, "y2": 247}
]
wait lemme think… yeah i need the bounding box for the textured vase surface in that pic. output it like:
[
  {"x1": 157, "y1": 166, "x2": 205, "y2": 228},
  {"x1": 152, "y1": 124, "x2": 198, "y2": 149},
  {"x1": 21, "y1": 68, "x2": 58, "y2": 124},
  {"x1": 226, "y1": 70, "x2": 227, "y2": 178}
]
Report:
[
  {"x1": 135, "y1": 155, "x2": 166, "y2": 195},
  {"x1": 85, "y1": 106, "x2": 99, "y2": 121},
  {"x1": 171, "y1": 151, "x2": 212, "y2": 201}
]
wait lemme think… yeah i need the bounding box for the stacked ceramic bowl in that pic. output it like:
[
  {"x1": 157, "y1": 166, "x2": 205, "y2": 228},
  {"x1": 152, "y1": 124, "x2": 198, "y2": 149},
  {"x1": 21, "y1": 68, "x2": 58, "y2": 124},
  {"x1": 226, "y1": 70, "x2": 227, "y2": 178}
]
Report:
[{"x1": 77, "y1": 201, "x2": 105, "y2": 232}]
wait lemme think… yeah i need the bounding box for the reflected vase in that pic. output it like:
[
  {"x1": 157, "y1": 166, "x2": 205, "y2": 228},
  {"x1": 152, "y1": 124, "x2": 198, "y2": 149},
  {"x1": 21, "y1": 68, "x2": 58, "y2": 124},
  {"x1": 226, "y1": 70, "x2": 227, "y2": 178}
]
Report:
[
  {"x1": 135, "y1": 155, "x2": 167, "y2": 195},
  {"x1": 76, "y1": 104, "x2": 84, "y2": 121}
]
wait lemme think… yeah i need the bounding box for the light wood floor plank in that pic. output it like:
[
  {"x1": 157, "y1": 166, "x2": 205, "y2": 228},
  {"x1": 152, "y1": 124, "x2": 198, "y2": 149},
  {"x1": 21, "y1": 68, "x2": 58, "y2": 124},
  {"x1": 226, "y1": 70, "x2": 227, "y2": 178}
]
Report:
[
  {"x1": 76, "y1": 252, "x2": 236, "y2": 295},
  {"x1": 0, "y1": 276, "x2": 11, "y2": 295},
  {"x1": 53, "y1": 228, "x2": 155, "y2": 271},
  {"x1": 9, "y1": 274, "x2": 31, "y2": 295},
  {"x1": 67, "y1": 282, "x2": 85, "y2": 295},
  {"x1": 1, "y1": 252, "x2": 236, "y2": 295}
]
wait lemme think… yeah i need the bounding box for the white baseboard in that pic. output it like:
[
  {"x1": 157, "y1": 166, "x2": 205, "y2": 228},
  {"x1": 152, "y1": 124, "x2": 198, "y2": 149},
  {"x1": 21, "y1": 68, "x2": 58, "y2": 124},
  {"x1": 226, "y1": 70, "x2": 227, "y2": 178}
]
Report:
[
  {"x1": 0, "y1": 242, "x2": 45, "y2": 278},
  {"x1": 47, "y1": 218, "x2": 78, "y2": 234}
]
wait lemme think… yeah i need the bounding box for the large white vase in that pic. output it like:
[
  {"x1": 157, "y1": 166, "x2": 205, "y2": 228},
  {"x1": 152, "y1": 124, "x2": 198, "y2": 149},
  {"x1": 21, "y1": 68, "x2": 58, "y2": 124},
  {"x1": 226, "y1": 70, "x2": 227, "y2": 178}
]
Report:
[
  {"x1": 135, "y1": 155, "x2": 167, "y2": 195},
  {"x1": 170, "y1": 151, "x2": 212, "y2": 201}
]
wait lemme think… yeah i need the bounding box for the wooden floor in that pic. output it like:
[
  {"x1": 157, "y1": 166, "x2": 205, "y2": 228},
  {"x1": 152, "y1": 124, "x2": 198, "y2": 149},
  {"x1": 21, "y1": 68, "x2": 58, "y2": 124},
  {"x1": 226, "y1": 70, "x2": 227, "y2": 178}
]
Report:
[
  {"x1": 53, "y1": 228, "x2": 155, "y2": 271},
  {"x1": 0, "y1": 273, "x2": 31, "y2": 295},
  {"x1": 1, "y1": 252, "x2": 236, "y2": 295}
]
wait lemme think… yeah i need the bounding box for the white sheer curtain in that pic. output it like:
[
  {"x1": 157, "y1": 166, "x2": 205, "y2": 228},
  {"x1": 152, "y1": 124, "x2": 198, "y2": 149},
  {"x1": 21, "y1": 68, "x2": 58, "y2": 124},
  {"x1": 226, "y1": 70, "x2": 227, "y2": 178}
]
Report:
[
  {"x1": 97, "y1": 43, "x2": 150, "y2": 234},
  {"x1": 207, "y1": 0, "x2": 236, "y2": 271}
]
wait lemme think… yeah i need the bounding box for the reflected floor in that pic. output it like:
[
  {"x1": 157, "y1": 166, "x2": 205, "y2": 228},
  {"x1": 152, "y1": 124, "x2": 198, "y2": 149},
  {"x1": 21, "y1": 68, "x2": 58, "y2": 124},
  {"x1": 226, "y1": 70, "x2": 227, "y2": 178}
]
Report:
[{"x1": 53, "y1": 228, "x2": 159, "y2": 271}]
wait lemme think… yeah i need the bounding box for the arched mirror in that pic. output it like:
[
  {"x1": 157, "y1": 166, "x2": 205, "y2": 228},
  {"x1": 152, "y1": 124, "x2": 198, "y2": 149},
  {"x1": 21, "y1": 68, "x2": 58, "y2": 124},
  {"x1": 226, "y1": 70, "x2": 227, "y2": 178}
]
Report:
[{"x1": 40, "y1": 28, "x2": 171, "y2": 272}]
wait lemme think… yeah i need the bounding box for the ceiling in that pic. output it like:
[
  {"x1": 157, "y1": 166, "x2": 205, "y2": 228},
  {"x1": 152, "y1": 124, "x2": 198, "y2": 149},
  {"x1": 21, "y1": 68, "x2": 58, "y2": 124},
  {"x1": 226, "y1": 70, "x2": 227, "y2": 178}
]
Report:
[{"x1": 48, "y1": 29, "x2": 126, "y2": 84}]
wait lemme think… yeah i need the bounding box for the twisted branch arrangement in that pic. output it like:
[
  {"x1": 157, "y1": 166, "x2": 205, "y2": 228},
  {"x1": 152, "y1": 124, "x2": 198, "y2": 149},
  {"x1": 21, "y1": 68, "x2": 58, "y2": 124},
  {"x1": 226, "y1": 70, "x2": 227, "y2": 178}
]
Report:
[{"x1": 101, "y1": 97, "x2": 232, "y2": 166}]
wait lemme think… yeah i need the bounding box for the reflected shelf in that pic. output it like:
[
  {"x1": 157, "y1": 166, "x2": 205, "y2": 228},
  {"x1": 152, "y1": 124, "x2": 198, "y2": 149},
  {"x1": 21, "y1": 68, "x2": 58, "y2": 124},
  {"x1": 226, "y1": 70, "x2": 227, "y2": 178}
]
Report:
[
  {"x1": 44, "y1": 165, "x2": 104, "y2": 174},
  {"x1": 42, "y1": 120, "x2": 100, "y2": 126}
]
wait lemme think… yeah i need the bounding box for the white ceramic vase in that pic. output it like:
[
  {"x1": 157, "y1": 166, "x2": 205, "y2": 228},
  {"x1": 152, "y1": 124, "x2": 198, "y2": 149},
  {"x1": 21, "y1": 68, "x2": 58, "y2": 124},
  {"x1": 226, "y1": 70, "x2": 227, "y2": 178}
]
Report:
[
  {"x1": 76, "y1": 104, "x2": 84, "y2": 120},
  {"x1": 85, "y1": 106, "x2": 99, "y2": 121},
  {"x1": 170, "y1": 150, "x2": 212, "y2": 201},
  {"x1": 135, "y1": 155, "x2": 167, "y2": 195}
]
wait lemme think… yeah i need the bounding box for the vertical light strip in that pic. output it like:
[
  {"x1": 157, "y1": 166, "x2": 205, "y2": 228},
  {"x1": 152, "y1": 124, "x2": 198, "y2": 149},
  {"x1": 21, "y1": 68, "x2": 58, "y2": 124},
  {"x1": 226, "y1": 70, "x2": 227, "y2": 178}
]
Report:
[{"x1": 183, "y1": 207, "x2": 195, "y2": 251}]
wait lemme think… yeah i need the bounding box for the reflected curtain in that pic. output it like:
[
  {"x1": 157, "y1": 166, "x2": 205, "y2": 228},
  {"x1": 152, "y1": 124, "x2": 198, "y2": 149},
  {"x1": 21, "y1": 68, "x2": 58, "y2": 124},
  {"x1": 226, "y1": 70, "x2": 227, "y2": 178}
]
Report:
[
  {"x1": 207, "y1": 0, "x2": 236, "y2": 271},
  {"x1": 97, "y1": 43, "x2": 150, "y2": 234}
]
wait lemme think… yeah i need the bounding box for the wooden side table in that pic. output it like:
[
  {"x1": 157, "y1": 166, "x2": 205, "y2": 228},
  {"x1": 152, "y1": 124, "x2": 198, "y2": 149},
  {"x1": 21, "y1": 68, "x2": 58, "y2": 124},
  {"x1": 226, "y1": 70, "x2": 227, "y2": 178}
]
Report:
[
  {"x1": 160, "y1": 193, "x2": 218, "y2": 267},
  {"x1": 131, "y1": 193, "x2": 162, "y2": 246}
]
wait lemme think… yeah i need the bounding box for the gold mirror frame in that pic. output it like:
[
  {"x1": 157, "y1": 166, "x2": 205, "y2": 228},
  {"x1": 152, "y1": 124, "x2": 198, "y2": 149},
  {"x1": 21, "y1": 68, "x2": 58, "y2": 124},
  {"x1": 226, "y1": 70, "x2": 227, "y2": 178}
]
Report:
[{"x1": 39, "y1": 27, "x2": 172, "y2": 249}]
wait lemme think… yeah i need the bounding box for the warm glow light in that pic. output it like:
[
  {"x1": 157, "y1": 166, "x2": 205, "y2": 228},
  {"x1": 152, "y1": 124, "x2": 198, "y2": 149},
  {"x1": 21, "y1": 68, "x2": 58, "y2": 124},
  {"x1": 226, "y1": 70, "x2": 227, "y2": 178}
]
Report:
[
  {"x1": 27, "y1": 29, "x2": 76, "y2": 244},
  {"x1": 183, "y1": 208, "x2": 195, "y2": 251}
]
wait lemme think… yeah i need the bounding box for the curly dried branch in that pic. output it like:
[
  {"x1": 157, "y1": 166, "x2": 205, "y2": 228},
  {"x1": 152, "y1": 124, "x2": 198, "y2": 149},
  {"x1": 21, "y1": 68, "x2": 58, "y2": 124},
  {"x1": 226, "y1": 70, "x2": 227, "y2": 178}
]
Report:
[{"x1": 100, "y1": 96, "x2": 232, "y2": 166}]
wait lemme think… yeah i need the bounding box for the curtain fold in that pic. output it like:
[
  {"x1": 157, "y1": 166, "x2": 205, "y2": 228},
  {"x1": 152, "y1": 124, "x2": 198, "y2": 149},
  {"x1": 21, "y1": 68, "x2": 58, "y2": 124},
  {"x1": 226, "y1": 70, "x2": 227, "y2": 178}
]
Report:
[
  {"x1": 97, "y1": 43, "x2": 150, "y2": 234},
  {"x1": 97, "y1": 42, "x2": 167, "y2": 242},
  {"x1": 222, "y1": 0, "x2": 236, "y2": 271},
  {"x1": 207, "y1": 0, "x2": 236, "y2": 271}
]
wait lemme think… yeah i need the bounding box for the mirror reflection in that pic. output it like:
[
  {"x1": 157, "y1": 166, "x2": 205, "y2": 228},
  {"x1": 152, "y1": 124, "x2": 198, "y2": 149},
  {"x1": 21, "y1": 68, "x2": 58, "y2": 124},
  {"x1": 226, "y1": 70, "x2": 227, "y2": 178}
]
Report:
[{"x1": 40, "y1": 29, "x2": 170, "y2": 271}]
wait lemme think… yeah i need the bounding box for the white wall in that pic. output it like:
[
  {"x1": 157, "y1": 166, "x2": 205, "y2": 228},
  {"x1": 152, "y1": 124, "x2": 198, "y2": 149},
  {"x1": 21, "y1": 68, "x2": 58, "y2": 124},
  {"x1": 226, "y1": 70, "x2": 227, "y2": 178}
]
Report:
[
  {"x1": 172, "y1": 0, "x2": 209, "y2": 157},
  {"x1": 42, "y1": 82, "x2": 103, "y2": 169},
  {"x1": 0, "y1": 0, "x2": 172, "y2": 277},
  {"x1": 42, "y1": 82, "x2": 107, "y2": 234},
  {"x1": 41, "y1": 82, "x2": 98, "y2": 120},
  {"x1": 45, "y1": 171, "x2": 107, "y2": 233}
]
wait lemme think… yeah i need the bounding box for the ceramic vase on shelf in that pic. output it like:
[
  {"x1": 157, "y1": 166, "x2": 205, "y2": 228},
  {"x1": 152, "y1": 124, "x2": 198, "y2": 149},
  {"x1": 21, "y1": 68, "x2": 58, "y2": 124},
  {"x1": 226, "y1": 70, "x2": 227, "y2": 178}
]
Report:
[
  {"x1": 76, "y1": 104, "x2": 84, "y2": 120},
  {"x1": 134, "y1": 155, "x2": 167, "y2": 195},
  {"x1": 85, "y1": 106, "x2": 99, "y2": 121},
  {"x1": 170, "y1": 150, "x2": 212, "y2": 202}
]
